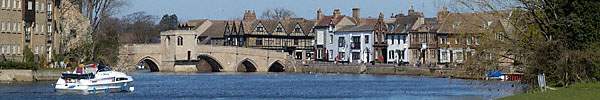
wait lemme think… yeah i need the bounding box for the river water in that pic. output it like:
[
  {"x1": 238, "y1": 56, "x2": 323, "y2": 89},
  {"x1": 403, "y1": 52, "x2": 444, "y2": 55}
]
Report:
[{"x1": 0, "y1": 71, "x2": 525, "y2": 100}]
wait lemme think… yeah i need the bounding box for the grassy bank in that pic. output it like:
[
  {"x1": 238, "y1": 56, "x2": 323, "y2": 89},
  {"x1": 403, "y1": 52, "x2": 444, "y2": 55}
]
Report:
[{"x1": 498, "y1": 83, "x2": 600, "y2": 100}]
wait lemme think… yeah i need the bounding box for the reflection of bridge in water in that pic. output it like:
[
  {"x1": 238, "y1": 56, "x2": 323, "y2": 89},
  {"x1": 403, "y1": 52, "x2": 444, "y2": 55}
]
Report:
[{"x1": 118, "y1": 30, "x2": 290, "y2": 72}]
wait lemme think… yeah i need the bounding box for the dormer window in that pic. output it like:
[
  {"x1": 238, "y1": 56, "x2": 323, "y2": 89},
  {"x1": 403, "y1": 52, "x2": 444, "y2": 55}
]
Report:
[
  {"x1": 276, "y1": 27, "x2": 283, "y2": 32},
  {"x1": 294, "y1": 28, "x2": 301, "y2": 33},
  {"x1": 452, "y1": 22, "x2": 461, "y2": 30},
  {"x1": 257, "y1": 27, "x2": 264, "y2": 32}
]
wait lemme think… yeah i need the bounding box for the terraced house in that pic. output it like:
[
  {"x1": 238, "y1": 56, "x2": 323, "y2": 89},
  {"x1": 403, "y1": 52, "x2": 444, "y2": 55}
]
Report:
[
  {"x1": 0, "y1": 0, "x2": 59, "y2": 63},
  {"x1": 436, "y1": 9, "x2": 515, "y2": 67},
  {"x1": 179, "y1": 10, "x2": 316, "y2": 60}
]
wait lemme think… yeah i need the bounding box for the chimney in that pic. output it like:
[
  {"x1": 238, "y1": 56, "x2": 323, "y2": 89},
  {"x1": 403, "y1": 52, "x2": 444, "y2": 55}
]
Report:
[
  {"x1": 352, "y1": 8, "x2": 360, "y2": 19},
  {"x1": 408, "y1": 6, "x2": 415, "y2": 14},
  {"x1": 252, "y1": 10, "x2": 256, "y2": 19},
  {"x1": 333, "y1": 9, "x2": 341, "y2": 19},
  {"x1": 317, "y1": 8, "x2": 323, "y2": 20},
  {"x1": 352, "y1": 8, "x2": 360, "y2": 24},
  {"x1": 243, "y1": 10, "x2": 256, "y2": 20},
  {"x1": 437, "y1": 7, "x2": 449, "y2": 23}
]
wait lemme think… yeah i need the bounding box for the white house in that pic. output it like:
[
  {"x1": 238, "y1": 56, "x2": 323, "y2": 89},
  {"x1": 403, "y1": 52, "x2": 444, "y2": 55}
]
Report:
[{"x1": 330, "y1": 25, "x2": 374, "y2": 63}]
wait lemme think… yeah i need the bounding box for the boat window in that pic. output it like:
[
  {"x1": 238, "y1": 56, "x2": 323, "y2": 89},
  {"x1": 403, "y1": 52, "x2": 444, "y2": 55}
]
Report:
[{"x1": 116, "y1": 77, "x2": 128, "y2": 81}]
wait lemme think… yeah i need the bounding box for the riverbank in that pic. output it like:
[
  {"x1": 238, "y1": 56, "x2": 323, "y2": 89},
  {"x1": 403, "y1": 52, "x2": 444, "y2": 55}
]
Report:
[
  {"x1": 0, "y1": 69, "x2": 67, "y2": 82},
  {"x1": 295, "y1": 64, "x2": 484, "y2": 80},
  {"x1": 498, "y1": 83, "x2": 600, "y2": 100}
]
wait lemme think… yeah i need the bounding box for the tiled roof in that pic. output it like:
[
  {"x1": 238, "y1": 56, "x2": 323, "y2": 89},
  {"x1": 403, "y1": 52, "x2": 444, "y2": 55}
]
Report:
[
  {"x1": 437, "y1": 11, "x2": 510, "y2": 34},
  {"x1": 387, "y1": 16, "x2": 419, "y2": 33},
  {"x1": 200, "y1": 20, "x2": 226, "y2": 38},
  {"x1": 315, "y1": 15, "x2": 347, "y2": 27},
  {"x1": 336, "y1": 25, "x2": 376, "y2": 32}
]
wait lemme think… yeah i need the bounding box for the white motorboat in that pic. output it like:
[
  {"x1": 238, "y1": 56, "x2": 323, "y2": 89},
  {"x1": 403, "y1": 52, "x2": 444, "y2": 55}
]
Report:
[{"x1": 55, "y1": 64, "x2": 134, "y2": 93}]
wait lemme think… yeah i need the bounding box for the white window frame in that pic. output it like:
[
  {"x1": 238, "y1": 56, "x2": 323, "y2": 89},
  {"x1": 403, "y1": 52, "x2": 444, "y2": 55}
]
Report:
[
  {"x1": 40, "y1": 1, "x2": 44, "y2": 12},
  {"x1": 47, "y1": 3, "x2": 51, "y2": 12},
  {"x1": 2, "y1": 0, "x2": 5, "y2": 9},
  {"x1": 40, "y1": 24, "x2": 44, "y2": 35},
  {"x1": 6, "y1": 0, "x2": 10, "y2": 9},
  {"x1": 27, "y1": 1, "x2": 31, "y2": 10},
  {"x1": 12, "y1": 0, "x2": 15, "y2": 10},
  {"x1": 1, "y1": 22, "x2": 4, "y2": 32}
]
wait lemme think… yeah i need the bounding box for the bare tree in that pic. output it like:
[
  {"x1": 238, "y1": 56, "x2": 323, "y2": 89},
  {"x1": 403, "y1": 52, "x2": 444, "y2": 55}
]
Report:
[
  {"x1": 261, "y1": 8, "x2": 295, "y2": 20},
  {"x1": 70, "y1": 0, "x2": 126, "y2": 32}
]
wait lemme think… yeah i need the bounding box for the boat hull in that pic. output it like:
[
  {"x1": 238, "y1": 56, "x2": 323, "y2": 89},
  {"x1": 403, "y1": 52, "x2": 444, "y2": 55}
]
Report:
[{"x1": 55, "y1": 81, "x2": 132, "y2": 94}]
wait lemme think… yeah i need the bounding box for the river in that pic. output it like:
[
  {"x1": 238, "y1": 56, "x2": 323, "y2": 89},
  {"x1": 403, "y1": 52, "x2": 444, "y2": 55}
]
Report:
[{"x1": 0, "y1": 71, "x2": 525, "y2": 100}]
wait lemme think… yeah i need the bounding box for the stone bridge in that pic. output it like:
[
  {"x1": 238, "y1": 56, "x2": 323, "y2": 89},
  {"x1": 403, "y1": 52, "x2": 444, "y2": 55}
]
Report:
[{"x1": 117, "y1": 30, "x2": 291, "y2": 72}]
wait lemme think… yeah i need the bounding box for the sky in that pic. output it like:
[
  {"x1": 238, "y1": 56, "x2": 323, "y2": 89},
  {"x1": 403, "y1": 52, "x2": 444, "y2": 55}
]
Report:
[{"x1": 117, "y1": 0, "x2": 462, "y2": 22}]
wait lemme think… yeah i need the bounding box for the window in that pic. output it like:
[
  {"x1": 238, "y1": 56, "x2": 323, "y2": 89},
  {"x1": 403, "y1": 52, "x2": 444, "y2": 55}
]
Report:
[
  {"x1": 13, "y1": 0, "x2": 16, "y2": 10},
  {"x1": 364, "y1": 35, "x2": 369, "y2": 44},
  {"x1": 40, "y1": 2, "x2": 44, "y2": 12},
  {"x1": 389, "y1": 51, "x2": 394, "y2": 59},
  {"x1": 6, "y1": 0, "x2": 9, "y2": 9},
  {"x1": 475, "y1": 36, "x2": 480, "y2": 45},
  {"x1": 256, "y1": 27, "x2": 264, "y2": 32},
  {"x1": 1, "y1": 44, "x2": 4, "y2": 54},
  {"x1": 374, "y1": 32, "x2": 378, "y2": 43},
  {"x1": 293, "y1": 39, "x2": 298, "y2": 45},
  {"x1": 27, "y1": 1, "x2": 31, "y2": 10},
  {"x1": 466, "y1": 37, "x2": 471, "y2": 45},
  {"x1": 328, "y1": 50, "x2": 333, "y2": 59},
  {"x1": 440, "y1": 36, "x2": 447, "y2": 44},
  {"x1": 351, "y1": 36, "x2": 360, "y2": 49},
  {"x1": 7, "y1": 44, "x2": 11, "y2": 54},
  {"x1": 16, "y1": 23, "x2": 20, "y2": 33},
  {"x1": 47, "y1": 3, "x2": 51, "y2": 12},
  {"x1": 1, "y1": 22, "x2": 4, "y2": 32},
  {"x1": 329, "y1": 35, "x2": 333, "y2": 44},
  {"x1": 338, "y1": 37, "x2": 344, "y2": 47},
  {"x1": 35, "y1": 2, "x2": 38, "y2": 11},
  {"x1": 294, "y1": 28, "x2": 301, "y2": 33},
  {"x1": 276, "y1": 27, "x2": 283, "y2": 32},
  {"x1": 177, "y1": 36, "x2": 183, "y2": 46},
  {"x1": 40, "y1": 24, "x2": 44, "y2": 35},
  {"x1": 256, "y1": 38, "x2": 262, "y2": 45},
  {"x1": 497, "y1": 32, "x2": 504, "y2": 41},
  {"x1": 17, "y1": 0, "x2": 20, "y2": 9},
  {"x1": 398, "y1": 50, "x2": 404, "y2": 60},
  {"x1": 2, "y1": 0, "x2": 5, "y2": 9}
]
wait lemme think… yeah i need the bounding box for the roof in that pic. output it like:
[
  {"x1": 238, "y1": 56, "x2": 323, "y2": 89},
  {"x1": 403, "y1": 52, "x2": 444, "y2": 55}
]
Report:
[
  {"x1": 385, "y1": 15, "x2": 420, "y2": 34},
  {"x1": 315, "y1": 15, "x2": 348, "y2": 27},
  {"x1": 200, "y1": 20, "x2": 226, "y2": 38},
  {"x1": 179, "y1": 19, "x2": 208, "y2": 29},
  {"x1": 437, "y1": 11, "x2": 510, "y2": 34},
  {"x1": 336, "y1": 25, "x2": 376, "y2": 32}
]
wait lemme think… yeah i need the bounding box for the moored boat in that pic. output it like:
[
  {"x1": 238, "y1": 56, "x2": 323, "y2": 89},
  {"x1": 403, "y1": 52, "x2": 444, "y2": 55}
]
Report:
[{"x1": 55, "y1": 63, "x2": 134, "y2": 93}]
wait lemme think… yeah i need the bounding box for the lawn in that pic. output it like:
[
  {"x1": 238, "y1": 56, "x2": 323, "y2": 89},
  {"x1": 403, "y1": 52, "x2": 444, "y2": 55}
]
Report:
[{"x1": 498, "y1": 83, "x2": 600, "y2": 100}]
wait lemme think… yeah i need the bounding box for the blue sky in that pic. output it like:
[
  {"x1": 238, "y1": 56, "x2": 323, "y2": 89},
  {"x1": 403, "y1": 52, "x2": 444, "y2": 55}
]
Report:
[{"x1": 117, "y1": 0, "x2": 461, "y2": 22}]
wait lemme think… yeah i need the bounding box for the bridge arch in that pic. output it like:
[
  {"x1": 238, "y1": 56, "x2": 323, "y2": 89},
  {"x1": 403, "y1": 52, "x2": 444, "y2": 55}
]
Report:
[
  {"x1": 197, "y1": 54, "x2": 224, "y2": 72},
  {"x1": 138, "y1": 56, "x2": 160, "y2": 72},
  {"x1": 268, "y1": 60, "x2": 285, "y2": 72},
  {"x1": 236, "y1": 58, "x2": 257, "y2": 72}
]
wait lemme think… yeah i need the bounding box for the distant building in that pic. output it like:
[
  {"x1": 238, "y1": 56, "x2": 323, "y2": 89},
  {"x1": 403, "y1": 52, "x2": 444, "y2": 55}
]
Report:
[
  {"x1": 0, "y1": 0, "x2": 59, "y2": 63},
  {"x1": 179, "y1": 10, "x2": 316, "y2": 60}
]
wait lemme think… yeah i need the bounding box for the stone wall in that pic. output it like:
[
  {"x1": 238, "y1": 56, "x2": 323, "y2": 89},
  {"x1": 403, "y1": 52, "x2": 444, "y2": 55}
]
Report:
[
  {"x1": 33, "y1": 70, "x2": 65, "y2": 81},
  {"x1": 0, "y1": 70, "x2": 66, "y2": 82},
  {"x1": 0, "y1": 70, "x2": 33, "y2": 81}
]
